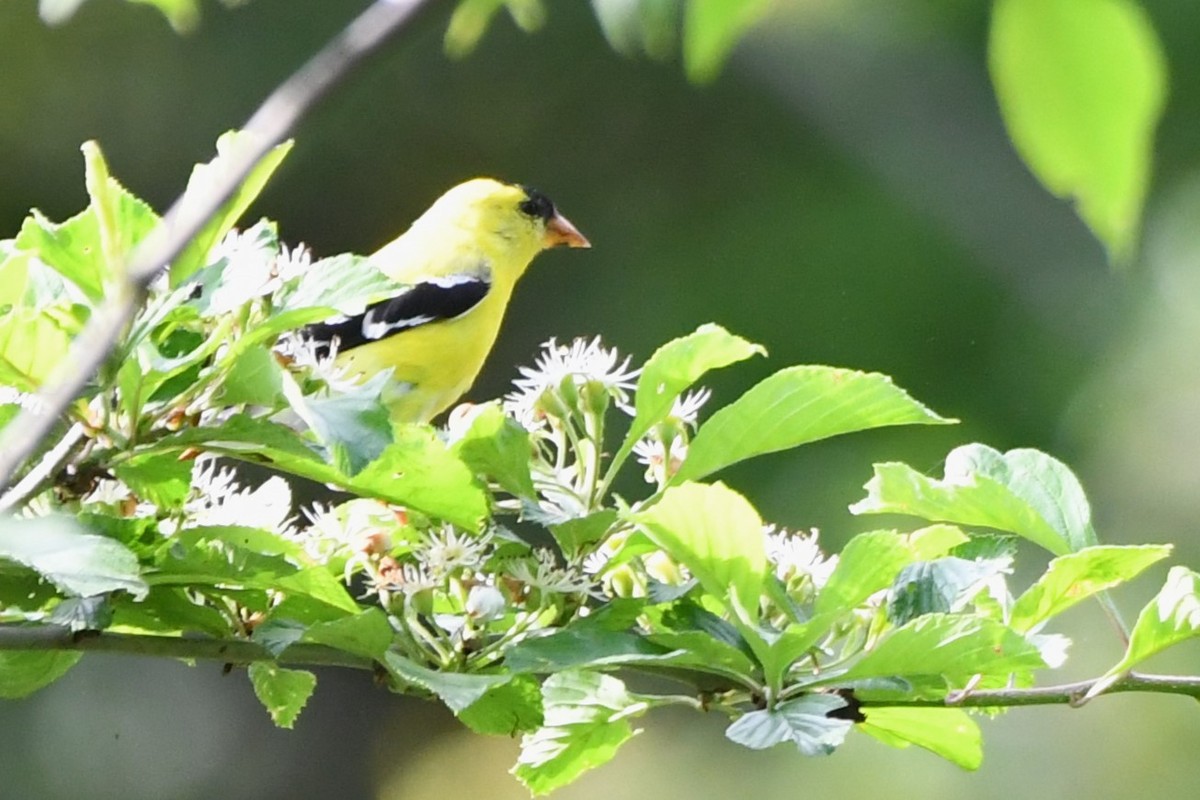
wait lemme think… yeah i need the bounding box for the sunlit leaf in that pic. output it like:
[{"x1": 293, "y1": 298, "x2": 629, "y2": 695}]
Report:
[
  {"x1": 861, "y1": 707, "x2": 982, "y2": 770},
  {"x1": 989, "y1": 0, "x2": 1167, "y2": 262},
  {"x1": 610, "y1": 324, "x2": 763, "y2": 482},
  {"x1": 678, "y1": 366, "x2": 953, "y2": 482},
  {"x1": 630, "y1": 481, "x2": 767, "y2": 625},
  {"x1": 0, "y1": 650, "x2": 82, "y2": 699},
  {"x1": 353, "y1": 426, "x2": 490, "y2": 531},
  {"x1": 683, "y1": 0, "x2": 771, "y2": 83},
  {"x1": 1011, "y1": 545, "x2": 1172, "y2": 633},
  {"x1": 0, "y1": 306, "x2": 86, "y2": 390},
  {"x1": 1098, "y1": 566, "x2": 1200, "y2": 684},
  {"x1": 169, "y1": 132, "x2": 294, "y2": 287},
  {"x1": 828, "y1": 614, "x2": 1045, "y2": 690},
  {"x1": 512, "y1": 671, "x2": 643, "y2": 796},
  {"x1": 851, "y1": 444, "x2": 1096, "y2": 555},
  {"x1": 0, "y1": 516, "x2": 147, "y2": 599},
  {"x1": 248, "y1": 663, "x2": 316, "y2": 729},
  {"x1": 81, "y1": 140, "x2": 161, "y2": 281},
  {"x1": 591, "y1": 0, "x2": 680, "y2": 60},
  {"x1": 301, "y1": 608, "x2": 395, "y2": 661},
  {"x1": 451, "y1": 403, "x2": 536, "y2": 498}
]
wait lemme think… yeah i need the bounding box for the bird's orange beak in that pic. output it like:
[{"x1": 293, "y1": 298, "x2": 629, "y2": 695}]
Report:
[{"x1": 543, "y1": 211, "x2": 591, "y2": 249}]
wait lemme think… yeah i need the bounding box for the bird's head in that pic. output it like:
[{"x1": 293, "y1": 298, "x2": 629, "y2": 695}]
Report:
[{"x1": 420, "y1": 178, "x2": 590, "y2": 258}]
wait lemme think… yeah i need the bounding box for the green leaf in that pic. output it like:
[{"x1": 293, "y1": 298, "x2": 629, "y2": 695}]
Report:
[
  {"x1": 1100, "y1": 566, "x2": 1200, "y2": 680},
  {"x1": 860, "y1": 707, "x2": 982, "y2": 770},
  {"x1": 451, "y1": 403, "x2": 536, "y2": 498},
  {"x1": 141, "y1": 415, "x2": 488, "y2": 528},
  {"x1": 127, "y1": 0, "x2": 202, "y2": 32},
  {"x1": 678, "y1": 366, "x2": 954, "y2": 482},
  {"x1": 989, "y1": 0, "x2": 1166, "y2": 263},
  {"x1": 457, "y1": 673, "x2": 545, "y2": 736},
  {"x1": 248, "y1": 663, "x2": 316, "y2": 729},
  {"x1": 110, "y1": 586, "x2": 231, "y2": 638},
  {"x1": 758, "y1": 612, "x2": 841, "y2": 691},
  {"x1": 277, "y1": 253, "x2": 401, "y2": 315},
  {"x1": 301, "y1": 608, "x2": 394, "y2": 661},
  {"x1": 630, "y1": 481, "x2": 767, "y2": 625},
  {"x1": 548, "y1": 510, "x2": 618, "y2": 559},
  {"x1": 445, "y1": 0, "x2": 547, "y2": 58},
  {"x1": 816, "y1": 530, "x2": 916, "y2": 617},
  {"x1": 0, "y1": 305, "x2": 86, "y2": 390},
  {"x1": 683, "y1": 0, "x2": 771, "y2": 83},
  {"x1": 611, "y1": 324, "x2": 764, "y2": 480},
  {"x1": 176, "y1": 525, "x2": 305, "y2": 562},
  {"x1": 274, "y1": 567, "x2": 361, "y2": 615},
  {"x1": 113, "y1": 452, "x2": 193, "y2": 511},
  {"x1": 851, "y1": 444, "x2": 1097, "y2": 555},
  {"x1": 382, "y1": 652, "x2": 521, "y2": 719},
  {"x1": 251, "y1": 619, "x2": 308, "y2": 657},
  {"x1": 169, "y1": 132, "x2": 294, "y2": 287},
  {"x1": 40, "y1": 0, "x2": 202, "y2": 31},
  {"x1": 353, "y1": 426, "x2": 489, "y2": 532},
  {"x1": 47, "y1": 595, "x2": 113, "y2": 632},
  {"x1": 81, "y1": 140, "x2": 161, "y2": 282},
  {"x1": 512, "y1": 671, "x2": 643, "y2": 796},
  {"x1": 504, "y1": 622, "x2": 677, "y2": 674},
  {"x1": 0, "y1": 516, "x2": 147, "y2": 599},
  {"x1": 830, "y1": 614, "x2": 1045, "y2": 691},
  {"x1": 0, "y1": 650, "x2": 82, "y2": 699},
  {"x1": 724, "y1": 694, "x2": 851, "y2": 755},
  {"x1": 888, "y1": 557, "x2": 1012, "y2": 626},
  {"x1": 590, "y1": 0, "x2": 680, "y2": 60},
  {"x1": 15, "y1": 209, "x2": 105, "y2": 302},
  {"x1": 1011, "y1": 545, "x2": 1172, "y2": 633},
  {"x1": 215, "y1": 342, "x2": 284, "y2": 407},
  {"x1": 284, "y1": 370, "x2": 392, "y2": 476}
]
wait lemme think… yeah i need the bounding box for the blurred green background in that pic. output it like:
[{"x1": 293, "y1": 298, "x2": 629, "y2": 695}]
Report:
[{"x1": 2, "y1": 0, "x2": 1198, "y2": 797}]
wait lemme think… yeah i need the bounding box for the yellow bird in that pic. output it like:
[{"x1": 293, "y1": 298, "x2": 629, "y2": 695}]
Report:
[{"x1": 303, "y1": 178, "x2": 589, "y2": 423}]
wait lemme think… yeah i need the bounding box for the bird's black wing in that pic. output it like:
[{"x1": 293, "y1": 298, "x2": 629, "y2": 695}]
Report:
[{"x1": 303, "y1": 272, "x2": 491, "y2": 358}]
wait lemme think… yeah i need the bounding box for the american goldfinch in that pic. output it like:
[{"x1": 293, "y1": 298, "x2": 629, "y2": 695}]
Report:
[{"x1": 303, "y1": 178, "x2": 589, "y2": 423}]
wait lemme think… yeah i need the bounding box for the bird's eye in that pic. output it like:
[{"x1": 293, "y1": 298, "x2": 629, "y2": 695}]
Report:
[{"x1": 518, "y1": 187, "x2": 556, "y2": 222}]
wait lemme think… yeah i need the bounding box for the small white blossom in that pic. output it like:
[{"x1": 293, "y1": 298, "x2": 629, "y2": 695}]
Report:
[
  {"x1": 82, "y1": 478, "x2": 132, "y2": 506},
  {"x1": 414, "y1": 526, "x2": 490, "y2": 579},
  {"x1": 466, "y1": 584, "x2": 507, "y2": 621},
  {"x1": 505, "y1": 549, "x2": 593, "y2": 595},
  {"x1": 205, "y1": 225, "x2": 281, "y2": 314},
  {"x1": 633, "y1": 434, "x2": 687, "y2": 485},
  {"x1": 670, "y1": 388, "x2": 712, "y2": 426},
  {"x1": 186, "y1": 458, "x2": 295, "y2": 535},
  {"x1": 0, "y1": 386, "x2": 44, "y2": 414},
  {"x1": 367, "y1": 561, "x2": 437, "y2": 598},
  {"x1": 274, "y1": 329, "x2": 359, "y2": 393},
  {"x1": 276, "y1": 241, "x2": 313, "y2": 283},
  {"x1": 764, "y1": 526, "x2": 838, "y2": 589},
  {"x1": 291, "y1": 499, "x2": 398, "y2": 564},
  {"x1": 504, "y1": 337, "x2": 639, "y2": 424}
]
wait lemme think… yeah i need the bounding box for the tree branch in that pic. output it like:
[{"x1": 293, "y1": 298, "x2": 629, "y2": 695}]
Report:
[
  {"x1": 3, "y1": 624, "x2": 1199, "y2": 706},
  {"x1": 857, "y1": 672, "x2": 1200, "y2": 707},
  {"x1": 0, "y1": 624, "x2": 372, "y2": 670},
  {"x1": 0, "y1": 0, "x2": 441, "y2": 491}
]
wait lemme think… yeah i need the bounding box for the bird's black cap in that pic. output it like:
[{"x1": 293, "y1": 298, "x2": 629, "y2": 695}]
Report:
[{"x1": 518, "y1": 186, "x2": 556, "y2": 222}]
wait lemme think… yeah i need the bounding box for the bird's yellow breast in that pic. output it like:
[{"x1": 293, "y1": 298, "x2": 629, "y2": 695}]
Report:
[{"x1": 334, "y1": 281, "x2": 515, "y2": 423}]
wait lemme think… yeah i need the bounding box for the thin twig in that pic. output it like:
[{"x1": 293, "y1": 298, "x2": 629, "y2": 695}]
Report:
[
  {"x1": 855, "y1": 672, "x2": 1200, "y2": 707},
  {"x1": 0, "y1": 423, "x2": 86, "y2": 514},
  {"x1": 0, "y1": 0, "x2": 440, "y2": 492}
]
